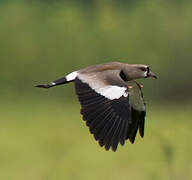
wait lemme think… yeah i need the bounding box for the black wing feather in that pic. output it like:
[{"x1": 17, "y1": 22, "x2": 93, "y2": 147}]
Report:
[
  {"x1": 139, "y1": 111, "x2": 146, "y2": 138},
  {"x1": 126, "y1": 108, "x2": 146, "y2": 143},
  {"x1": 75, "y1": 78, "x2": 131, "y2": 151}
]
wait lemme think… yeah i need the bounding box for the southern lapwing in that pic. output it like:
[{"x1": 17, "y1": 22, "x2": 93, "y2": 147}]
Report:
[{"x1": 36, "y1": 62, "x2": 157, "y2": 151}]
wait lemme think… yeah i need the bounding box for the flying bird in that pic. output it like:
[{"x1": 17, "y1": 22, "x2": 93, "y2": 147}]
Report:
[{"x1": 36, "y1": 62, "x2": 157, "y2": 151}]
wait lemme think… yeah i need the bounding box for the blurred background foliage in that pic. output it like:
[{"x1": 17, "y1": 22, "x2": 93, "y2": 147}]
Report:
[{"x1": 0, "y1": 0, "x2": 192, "y2": 180}]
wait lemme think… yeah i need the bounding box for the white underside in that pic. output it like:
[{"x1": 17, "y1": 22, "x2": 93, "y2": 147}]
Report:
[{"x1": 66, "y1": 71, "x2": 78, "y2": 81}]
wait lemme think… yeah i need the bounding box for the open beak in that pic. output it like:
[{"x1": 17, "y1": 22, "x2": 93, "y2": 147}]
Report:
[{"x1": 147, "y1": 72, "x2": 158, "y2": 79}]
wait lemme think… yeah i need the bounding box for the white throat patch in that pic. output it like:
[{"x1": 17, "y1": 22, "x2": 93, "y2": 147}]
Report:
[{"x1": 144, "y1": 71, "x2": 148, "y2": 78}]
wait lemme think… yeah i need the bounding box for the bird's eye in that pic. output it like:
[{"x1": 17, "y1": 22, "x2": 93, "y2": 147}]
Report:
[{"x1": 140, "y1": 67, "x2": 146, "y2": 72}]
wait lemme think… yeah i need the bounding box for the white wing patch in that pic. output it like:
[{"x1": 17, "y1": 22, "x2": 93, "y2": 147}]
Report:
[
  {"x1": 96, "y1": 86, "x2": 128, "y2": 100},
  {"x1": 66, "y1": 71, "x2": 78, "y2": 81},
  {"x1": 78, "y1": 73, "x2": 128, "y2": 100}
]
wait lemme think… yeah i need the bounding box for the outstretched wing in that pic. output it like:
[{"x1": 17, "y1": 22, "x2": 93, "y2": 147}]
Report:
[
  {"x1": 74, "y1": 71, "x2": 132, "y2": 151},
  {"x1": 126, "y1": 81, "x2": 146, "y2": 143}
]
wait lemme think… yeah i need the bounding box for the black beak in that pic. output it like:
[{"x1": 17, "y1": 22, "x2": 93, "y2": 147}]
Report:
[{"x1": 147, "y1": 72, "x2": 158, "y2": 79}]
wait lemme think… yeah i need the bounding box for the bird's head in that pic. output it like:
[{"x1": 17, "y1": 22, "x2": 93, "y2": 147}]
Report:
[{"x1": 124, "y1": 64, "x2": 158, "y2": 80}]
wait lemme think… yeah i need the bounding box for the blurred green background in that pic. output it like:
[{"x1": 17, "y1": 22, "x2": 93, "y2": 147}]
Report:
[{"x1": 0, "y1": 0, "x2": 192, "y2": 179}]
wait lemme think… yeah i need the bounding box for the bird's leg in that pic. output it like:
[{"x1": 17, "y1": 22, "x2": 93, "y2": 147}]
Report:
[
  {"x1": 128, "y1": 86, "x2": 133, "y2": 89},
  {"x1": 133, "y1": 80, "x2": 144, "y2": 89}
]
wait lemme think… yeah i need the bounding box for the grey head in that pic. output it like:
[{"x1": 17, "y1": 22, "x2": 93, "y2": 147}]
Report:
[{"x1": 122, "y1": 64, "x2": 158, "y2": 81}]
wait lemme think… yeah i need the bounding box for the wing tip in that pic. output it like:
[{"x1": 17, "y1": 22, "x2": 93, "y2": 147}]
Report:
[
  {"x1": 129, "y1": 138, "x2": 135, "y2": 144},
  {"x1": 139, "y1": 131, "x2": 144, "y2": 138}
]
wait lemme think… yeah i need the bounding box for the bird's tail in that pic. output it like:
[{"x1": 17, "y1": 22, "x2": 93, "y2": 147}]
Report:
[{"x1": 35, "y1": 71, "x2": 77, "y2": 89}]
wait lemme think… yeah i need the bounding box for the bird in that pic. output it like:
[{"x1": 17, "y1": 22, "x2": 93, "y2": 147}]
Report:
[{"x1": 35, "y1": 62, "x2": 157, "y2": 152}]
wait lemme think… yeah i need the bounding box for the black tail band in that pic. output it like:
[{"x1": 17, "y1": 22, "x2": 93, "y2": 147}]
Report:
[{"x1": 35, "y1": 76, "x2": 68, "y2": 89}]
